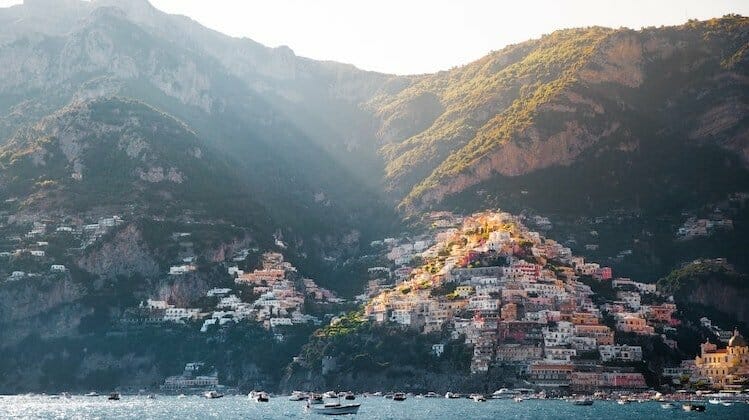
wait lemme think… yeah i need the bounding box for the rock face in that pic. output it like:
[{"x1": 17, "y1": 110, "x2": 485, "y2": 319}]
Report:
[
  {"x1": 77, "y1": 224, "x2": 160, "y2": 278},
  {"x1": 369, "y1": 17, "x2": 749, "y2": 210}
]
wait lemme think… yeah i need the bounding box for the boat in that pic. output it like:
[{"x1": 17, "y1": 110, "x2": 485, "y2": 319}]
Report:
[
  {"x1": 146, "y1": 394, "x2": 156, "y2": 400},
  {"x1": 661, "y1": 402, "x2": 676, "y2": 409},
  {"x1": 470, "y1": 394, "x2": 486, "y2": 402},
  {"x1": 323, "y1": 390, "x2": 338, "y2": 399},
  {"x1": 177, "y1": 394, "x2": 186, "y2": 399},
  {"x1": 682, "y1": 403, "x2": 706, "y2": 412},
  {"x1": 572, "y1": 397, "x2": 594, "y2": 406},
  {"x1": 513, "y1": 396, "x2": 523, "y2": 403},
  {"x1": 204, "y1": 390, "x2": 223, "y2": 399},
  {"x1": 721, "y1": 402, "x2": 733, "y2": 407},
  {"x1": 617, "y1": 398, "x2": 632, "y2": 405},
  {"x1": 307, "y1": 401, "x2": 361, "y2": 415},
  {"x1": 107, "y1": 393, "x2": 120, "y2": 401},
  {"x1": 424, "y1": 392, "x2": 440, "y2": 398},
  {"x1": 393, "y1": 392, "x2": 407, "y2": 401},
  {"x1": 343, "y1": 392, "x2": 356, "y2": 400},
  {"x1": 84, "y1": 392, "x2": 99, "y2": 397},
  {"x1": 307, "y1": 394, "x2": 324, "y2": 405},
  {"x1": 708, "y1": 398, "x2": 722, "y2": 405},
  {"x1": 252, "y1": 391, "x2": 270, "y2": 402},
  {"x1": 289, "y1": 391, "x2": 307, "y2": 401},
  {"x1": 491, "y1": 388, "x2": 520, "y2": 399},
  {"x1": 445, "y1": 392, "x2": 461, "y2": 399}
]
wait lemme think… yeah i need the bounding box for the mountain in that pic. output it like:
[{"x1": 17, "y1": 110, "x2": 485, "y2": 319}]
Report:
[
  {"x1": 0, "y1": 0, "x2": 748, "y2": 393},
  {"x1": 372, "y1": 16, "x2": 749, "y2": 212}
]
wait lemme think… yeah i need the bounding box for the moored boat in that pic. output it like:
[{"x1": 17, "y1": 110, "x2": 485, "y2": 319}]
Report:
[
  {"x1": 491, "y1": 388, "x2": 520, "y2": 399},
  {"x1": 307, "y1": 394, "x2": 324, "y2": 405},
  {"x1": 107, "y1": 393, "x2": 120, "y2": 401},
  {"x1": 572, "y1": 397, "x2": 593, "y2": 406},
  {"x1": 424, "y1": 392, "x2": 440, "y2": 398},
  {"x1": 306, "y1": 401, "x2": 360, "y2": 415},
  {"x1": 682, "y1": 403, "x2": 706, "y2": 412},
  {"x1": 470, "y1": 394, "x2": 486, "y2": 402},
  {"x1": 343, "y1": 392, "x2": 356, "y2": 400},
  {"x1": 204, "y1": 390, "x2": 223, "y2": 399},
  {"x1": 289, "y1": 391, "x2": 307, "y2": 401},
  {"x1": 661, "y1": 402, "x2": 676, "y2": 409},
  {"x1": 84, "y1": 392, "x2": 99, "y2": 397},
  {"x1": 393, "y1": 392, "x2": 407, "y2": 401},
  {"x1": 445, "y1": 392, "x2": 461, "y2": 399}
]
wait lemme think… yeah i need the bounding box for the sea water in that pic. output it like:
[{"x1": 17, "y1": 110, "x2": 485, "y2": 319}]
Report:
[{"x1": 0, "y1": 395, "x2": 747, "y2": 420}]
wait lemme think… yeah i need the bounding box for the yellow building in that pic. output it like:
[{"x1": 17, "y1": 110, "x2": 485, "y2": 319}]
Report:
[{"x1": 694, "y1": 329, "x2": 749, "y2": 387}]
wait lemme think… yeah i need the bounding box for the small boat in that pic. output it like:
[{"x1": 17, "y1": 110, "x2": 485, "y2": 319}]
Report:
[
  {"x1": 307, "y1": 401, "x2": 361, "y2": 415},
  {"x1": 708, "y1": 398, "x2": 722, "y2": 405},
  {"x1": 682, "y1": 403, "x2": 706, "y2": 412},
  {"x1": 146, "y1": 394, "x2": 156, "y2": 400},
  {"x1": 513, "y1": 396, "x2": 523, "y2": 403},
  {"x1": 445, "y1": 392, "x2": 461, "y2": 399},
  {"x1": 289, "y1": 391, "x2": 307, "y2": 401},
  {"x1": 617, "y1": 398, "x2": 632, "y2": 405},
  {"x1": 323, "y1": 390, "x2": 338, "y2": 399},
  {"x1": 177, "y1": 394, "x2": 186, "y2": 399},
  {"x1": 470, "y1": 394, "x2": 486, "y2": 402},
  {"x1": 572, "y1": 398, "x2": 593, "y2": 406},
  {"x1": 107, "y1": 393, "x2": 120, "y2": 401},
  {"x1": 85, "y1": 392, "x2": 99, "y2": 397},
  {"x1": 424, "y1": 392, "x2": 440, "y2": 398},
  {"x1": 661, "y1": 402, "x2": 676, "y2": 409},
  {"x1": 393, "y1": 392, "x2": 407, "y2": 401},
  {"x1": 307, "y1": 394, "x2": 324, "y2": 405},
  {"x1": 204, "y1": 390, "x2": 223, "y2": 399},
  {"x1": 343, "y1": 392, "x2": 356, "y2": 400},
  {"x1": 62, "y1": 392, "x2": 72, "y2": 399},
  {"x1": 250, "y1": 391, "x2": 269, "y2": 402},
  {"x1": 721, "y1": 402, "x2": 733, "y2": 407}
]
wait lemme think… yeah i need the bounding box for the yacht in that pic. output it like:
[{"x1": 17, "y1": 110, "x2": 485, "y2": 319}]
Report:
[
  {"x1": 491, "y1": 388, "x2": 520, "y2": 399},
  {"x1": 445, "y1": 392, "x2": 461, "y2": 399},
  {"x1": 289, "y1": 391, "x2": 307, "y2": 401},
  {"x1": 393, "y1": 392, "x2": 407, "y2": 401},
  {"x1": 107, "y1": 393, "x2": 120, "y2": 401},
  {"x1": 572, "y1": 397, "x2": 594, "y2": 406},
  {"x1": 661, "y1": 402, "x2": 676, "y2": 409},
  {"x1": 682, "y1": 403, "x2": 706, "y2": 412}
]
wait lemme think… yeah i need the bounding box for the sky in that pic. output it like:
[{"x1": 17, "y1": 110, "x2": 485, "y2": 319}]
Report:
[{"x1": 1, "y1": 0, "x2": 748, "y2": 74}]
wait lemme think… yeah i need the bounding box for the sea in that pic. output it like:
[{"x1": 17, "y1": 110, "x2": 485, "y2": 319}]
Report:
[{"x1": 1, "y1": 395, "x2": 748, "y2": 420}]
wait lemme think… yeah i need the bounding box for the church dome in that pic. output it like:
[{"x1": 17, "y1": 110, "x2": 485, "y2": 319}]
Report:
[{"x1": 728, "y1": 329, "x2": 747, "y2": 348}]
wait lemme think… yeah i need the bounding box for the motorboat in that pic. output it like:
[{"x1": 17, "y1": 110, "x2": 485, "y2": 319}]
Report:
[
  {"x1": 307, "y1": 401, "x2": 361, "y2": 415},
  {"x1": 470, "y1": 394, "x2": 486, "y2": 402},
  {"x1": 289, "y1": 391, "x2": 307, "y2": 401},
  {"x1": 84, "y1": 392, "x2": 99, "y2": 397},
  {"x1": 661, "y1": 402, "x2": 676, "y2": 409},
  {"x1": 343, "y1": 392, "x2": 356, "y2": 400},
  {"x1": 307, "y1": 394, "x2": 324, "y2": 405},
  {"x1": 617, "y1": 398, "x2": 632, "y2": 405},
  {"x1": 393, "y1": 392, "x2": 407, "y2": 401},
  {"x1": 682, "y1": 403, "x2": 706, "y2": 412},
  {"x1": 323, "y1": 390, "x2": 338, "y2": 399},
  {"x1": 146, "y1": 394, "x2": 156, "y2": 400},
  {"x1": 204, "y1": 390, "x2": 223, "y2": 399},
  {"x1": 445, "y1": 392, "x2": 461, "y2": 399},
  {"x1": 572, "y1": 397, "x2": 594, "y2": 406},
  {"x1": 424, "y1": 392, "x2": 440, "y2": 398},
  {"x1": 513, "y1": 396, "x2": 523, "y2": 402},
  {"x1": 252, "y1": 391, "x2": 270, "y2": 402},
  {"x1": 491, "y1": 388, "x2": 520, "y2": 399},
  {"x1": 107, "y1": 393, "x2": 120, "y2": 401}
]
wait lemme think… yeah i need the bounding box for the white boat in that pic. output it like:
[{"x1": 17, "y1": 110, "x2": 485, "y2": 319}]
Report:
[
  {"x1": 252, "y1": 391, "x2": 269, "y2": 402},
  {"x1": 307, "y1": 401, "x2": 360, "y2": 415},
  {"x1": 513, "y1": 396, "x2": 523, "y2": 403},
  {"x1": 682, "y1": 403, "x2": 706, "y2": 412},
  {"x1": 289, "y1": 391, "x2": 307, "y2": 401},
  {"x1": 721, "y1": 402, "x2": 733, "y2": 407},
  {"x1": 323, "y1": 391, "x2": 338, "y2": 399},
  {"x1": 617, "y1": 398, "x2": 632, "y2": 405},
  {"x1": 204, "y1": 390, "x2": 223, "y2": 399},
  {"x1": 572, "y1": 398, "x2": 593, "y2": 406},
  {"x1": 661, "y1": 402, "x2": 676, "y2": 409},
  {"x1": 492, "y1": 388, "x2": 520, "y2": 399},
  {"x1": 84, "y1": 392, "x2": 99, "y2": 397},
  {"x1": 343, "y1": 392, "x2": 356, "y2": 400},
  {"x1": 393, "y1": 392, "x2": 407, "y2": 401},
  {"x1": 445, "y1": 392, "x2": 461, "y2": 399},
  {"x1": 470, "y1": 394, "x2": 486, "y2": 402},
  {"x1": 708, "y1": 398, "x2": 722, "y2": 405},
  {"x1": 308, "y1": 394, "x2": 324, "y2": 405}
]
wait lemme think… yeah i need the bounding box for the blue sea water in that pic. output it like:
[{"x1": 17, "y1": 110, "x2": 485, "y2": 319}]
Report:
[{"x1": 0, "y1": 395, "x2": 747, "y2": 420}]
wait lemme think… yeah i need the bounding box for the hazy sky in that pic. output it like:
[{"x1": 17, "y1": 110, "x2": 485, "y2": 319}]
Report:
[{"x1": 2, "y1": 0, "x2": 748, "y2": 74}]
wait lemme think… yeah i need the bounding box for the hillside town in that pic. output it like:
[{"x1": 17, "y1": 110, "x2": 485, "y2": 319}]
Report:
[
  {"x1": 123, "y1": 251, "x2": 342, "y2": 335},
  {"x1": 363, "y1": 211, "x2": 749, "y2": 392}
]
